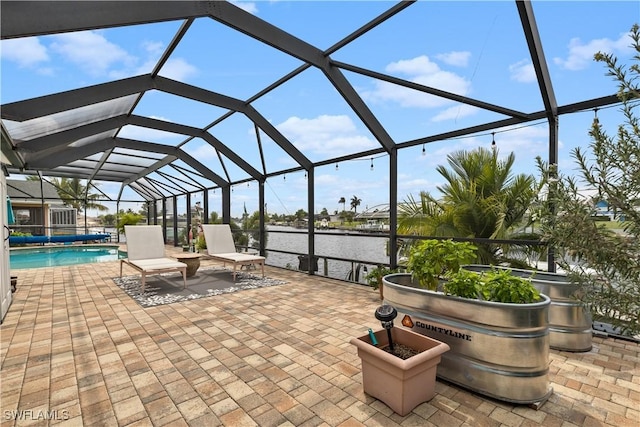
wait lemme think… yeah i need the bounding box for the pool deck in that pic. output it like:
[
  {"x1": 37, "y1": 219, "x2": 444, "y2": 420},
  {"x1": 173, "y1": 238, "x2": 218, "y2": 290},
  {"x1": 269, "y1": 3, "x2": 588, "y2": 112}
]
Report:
[{"x1": 1, "y1": 246, "x2": 639, "y2": 426}]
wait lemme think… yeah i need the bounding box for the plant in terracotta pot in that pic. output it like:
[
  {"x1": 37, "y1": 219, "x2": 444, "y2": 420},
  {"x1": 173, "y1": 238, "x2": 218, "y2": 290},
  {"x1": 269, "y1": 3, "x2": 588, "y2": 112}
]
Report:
[{"x1": 350, "y1": 305, "x2": 450, "y2": 416}]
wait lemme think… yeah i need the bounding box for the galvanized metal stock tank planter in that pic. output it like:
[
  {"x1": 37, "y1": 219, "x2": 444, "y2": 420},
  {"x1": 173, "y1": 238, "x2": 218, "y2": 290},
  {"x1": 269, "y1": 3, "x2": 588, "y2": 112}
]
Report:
[
  {"x1": 382, "y1": 273, "x2": 553, "y2": 406},
  {"x1": 462, "y1": 265, "x2": 592, "y2": 352}
]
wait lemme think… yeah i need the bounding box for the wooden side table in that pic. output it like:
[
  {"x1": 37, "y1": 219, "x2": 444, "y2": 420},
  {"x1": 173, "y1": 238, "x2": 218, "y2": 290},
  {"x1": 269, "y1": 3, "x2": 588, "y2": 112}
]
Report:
[{"x1": 174, "y1": 253, "x2": 201, "y2": 277}]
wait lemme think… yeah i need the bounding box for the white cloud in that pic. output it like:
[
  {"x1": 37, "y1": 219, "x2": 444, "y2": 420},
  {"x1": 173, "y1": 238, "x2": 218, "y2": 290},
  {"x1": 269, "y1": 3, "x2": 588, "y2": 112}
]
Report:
[
  {"x1": 431, "y1": 104, "x2": 479, "y2": 122},
  {"x1": 26, "y1": 31, "x2": 199, "y2": 82},
  {"x1": 315, "y1": 173, "x2": 341, "y2": 186},
  {"x1": 184, "y1": 141, "x2": 218, "y2": 163},
  {"x1": 118, "y1": 119, "x2": 184, "y2": 143},
  {"x1": 554, "y1": 31, "x2": 631, "y2": 71},
  {"x1": 398, "y1": 177, "x2": 434, "y2": 192},
  {"x1": 158, "y1": 58, "x2": 199, "y2": 81},
  {"x1": 119, "y1": 41, "x2": 164, "y2": 78},
  {"x1": 395, "y1": 171, "x2": 438, "y2": 199},
  {"x1": 487, "y1": 125, "x2": 553, "y2": 161},
  {"x1": 142, "y1": 40, "x2": 165, "y2": 56},
  {"x1": 387, "y1": 56, "x2": 440, "y2": 75},
  {"x1": 509, "y1": 59, "x2": 536, "y2": 83},
  {"x1": 36, "y1": 67, "x2": 55, "y2": 76},
  {"x1": 364, "y1": 55, "x2": 471, "y2": 108},
  {"x1": 276, "y1": 115, "x2": 377, "y2": 157},
  {"x1": 435, "y1": 51, "x2": 471, "y2": 67},
  {"x1": 0, "y1": 37, "x2": 49, "y2": 67},
  {"x1": 420, "y1": 125, "x2": 551, "y2": 167},
  {"x1": 131, "y1": 39, "x2": 198, "y2": 81},
  {"x1": 50, "y1": 31, "x2": 135, "y2": 77},
  {"x1": 230, "y1": 1, "x2": 258, "y2": 14}
]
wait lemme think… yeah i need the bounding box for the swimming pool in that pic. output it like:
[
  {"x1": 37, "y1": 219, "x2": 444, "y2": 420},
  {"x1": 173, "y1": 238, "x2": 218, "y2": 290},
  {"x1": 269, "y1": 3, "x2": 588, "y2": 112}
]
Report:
[{"x1": 10, "y1": 246, "x2": 126, "y2": 269}]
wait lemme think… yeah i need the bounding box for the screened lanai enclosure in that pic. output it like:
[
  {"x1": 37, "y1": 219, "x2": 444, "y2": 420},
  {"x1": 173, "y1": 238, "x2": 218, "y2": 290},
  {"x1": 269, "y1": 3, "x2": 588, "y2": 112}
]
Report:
[{"x1": 1, "y1": 1, "x2": 636, "y2": 278}]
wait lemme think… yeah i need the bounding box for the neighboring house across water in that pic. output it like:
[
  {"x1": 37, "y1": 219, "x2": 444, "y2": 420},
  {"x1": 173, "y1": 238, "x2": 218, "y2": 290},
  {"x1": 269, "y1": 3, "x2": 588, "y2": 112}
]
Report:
[
  {"x1": 6, "y1": 179, "x2": 77, "y2": 236},
  {"x1": 593, "y1": 200, "x2": 626, "y2": 222},
  {"x1": 354, "y1": 204, "x2": 391, "y2": 231},
  {"x1": 595, "y1": 200, "x2": 612, "y2": 219}
]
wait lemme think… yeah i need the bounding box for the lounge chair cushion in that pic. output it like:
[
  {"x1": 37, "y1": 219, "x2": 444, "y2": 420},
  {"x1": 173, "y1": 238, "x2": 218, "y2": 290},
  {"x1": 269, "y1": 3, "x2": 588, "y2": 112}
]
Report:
[{"x1": 128, "y1": 258, "x2": 186, "y2": 270}]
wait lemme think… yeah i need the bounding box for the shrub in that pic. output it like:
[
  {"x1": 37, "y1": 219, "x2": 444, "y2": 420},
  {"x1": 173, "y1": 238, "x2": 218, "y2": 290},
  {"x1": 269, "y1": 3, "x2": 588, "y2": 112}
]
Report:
[
  {"x1": 365, "y1": 265, "x2": 399, "y2": 290},
  {"x1": 445, "y1": 268, "x2": 540, "y2": 304},
  {"x1": 482, "y1": 268, "x2": 540, "y2": 304},
  {"x1": 406, "y1": 239, "x2": 477, "y2": 290},
  {"x1": 443, "y1": 269, "x2": 484, "y2": 299}
]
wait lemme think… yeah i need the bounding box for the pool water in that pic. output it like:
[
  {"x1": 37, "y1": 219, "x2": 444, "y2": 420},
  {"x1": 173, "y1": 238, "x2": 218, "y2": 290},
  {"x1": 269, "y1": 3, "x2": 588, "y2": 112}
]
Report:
[{"x1": 10, "y1": 246, "x2": 126, "y2": 269}]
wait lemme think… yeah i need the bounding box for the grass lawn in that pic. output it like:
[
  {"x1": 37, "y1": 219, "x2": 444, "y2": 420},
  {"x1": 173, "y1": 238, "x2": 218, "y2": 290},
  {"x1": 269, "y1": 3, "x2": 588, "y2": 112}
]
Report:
[{"x1": 597, "y1": 220, "x2": 627, "y2": 233}]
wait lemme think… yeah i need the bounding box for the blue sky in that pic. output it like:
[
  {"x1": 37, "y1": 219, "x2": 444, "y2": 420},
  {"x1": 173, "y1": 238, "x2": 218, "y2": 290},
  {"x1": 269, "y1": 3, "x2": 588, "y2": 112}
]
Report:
[{"x1": 1, "y1": 1, "x2": 638, "y2": 218}]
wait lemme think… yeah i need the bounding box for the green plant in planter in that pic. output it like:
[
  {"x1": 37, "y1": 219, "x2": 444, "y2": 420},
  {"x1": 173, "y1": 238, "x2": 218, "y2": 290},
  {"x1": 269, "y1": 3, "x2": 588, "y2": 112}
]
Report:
[
  {"x1": 366, "y1": 265, "x2": 400, "y2": 300},
  {"x1": 365, "y1": 265, "x2": 399, "y2": 290},
  {"x1": 443, "y1": 269, "x2": 485, "y2": 299},
  {"x1": 444, "y1": 268, "x2": 541, "y2": 303},
  {"x1": 483, "y1": 268, "x2": 540, "y2": 303},
  {"x1": 407, "y1": 239, "x2": 477, "y2": 290},
  {"x1": 194, "y1": 234, "x2": 207, "y2": 252}
]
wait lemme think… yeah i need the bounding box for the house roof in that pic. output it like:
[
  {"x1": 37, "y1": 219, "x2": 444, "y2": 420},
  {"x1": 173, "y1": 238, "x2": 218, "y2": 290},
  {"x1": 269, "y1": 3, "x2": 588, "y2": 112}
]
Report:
[
  {"x1": 355, "y1": 204, "x2": 391, "y2": 220},
  {"x1": 6, "y1": 179, "x2": 63, "y2": 203}
]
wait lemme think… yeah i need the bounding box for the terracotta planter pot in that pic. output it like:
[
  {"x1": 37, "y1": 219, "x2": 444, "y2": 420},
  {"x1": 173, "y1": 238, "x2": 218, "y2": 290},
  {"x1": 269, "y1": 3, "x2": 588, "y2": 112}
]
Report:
[{"x1": 350, "y1": 327, "x2": 450, "y2": 416}]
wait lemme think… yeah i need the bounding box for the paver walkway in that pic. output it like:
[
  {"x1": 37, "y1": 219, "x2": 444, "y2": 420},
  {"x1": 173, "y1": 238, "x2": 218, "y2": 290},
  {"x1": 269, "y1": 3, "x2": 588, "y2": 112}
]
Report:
[{"x1": 1, "y1": 251, "x2": 639, "y2": 426}]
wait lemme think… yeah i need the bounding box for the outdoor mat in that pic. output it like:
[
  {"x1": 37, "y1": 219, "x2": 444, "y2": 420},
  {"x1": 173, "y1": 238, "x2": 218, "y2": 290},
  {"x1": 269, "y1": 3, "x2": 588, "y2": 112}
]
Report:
[{"x1": 113, "y1": 266, "x2": 286, "y2": 307}]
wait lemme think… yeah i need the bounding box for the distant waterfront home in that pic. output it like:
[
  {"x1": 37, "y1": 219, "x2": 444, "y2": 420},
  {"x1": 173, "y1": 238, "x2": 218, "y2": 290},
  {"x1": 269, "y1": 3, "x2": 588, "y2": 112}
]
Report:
[{"x1": 6, "y1": 179, "x2": 76, "y2": 237}]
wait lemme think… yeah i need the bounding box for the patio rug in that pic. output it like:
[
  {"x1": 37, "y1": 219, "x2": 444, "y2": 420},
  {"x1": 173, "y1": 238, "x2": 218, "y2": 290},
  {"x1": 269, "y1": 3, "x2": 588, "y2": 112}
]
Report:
[{"x1": 113, "y1": 266, "x2": 286, "y2": 308}]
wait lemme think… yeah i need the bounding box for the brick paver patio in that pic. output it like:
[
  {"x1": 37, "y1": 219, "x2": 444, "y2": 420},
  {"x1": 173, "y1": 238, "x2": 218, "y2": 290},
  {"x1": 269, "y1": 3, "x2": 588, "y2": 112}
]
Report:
[{"x1": 1, "y1": 249, "x2": 639, "y2": 426}]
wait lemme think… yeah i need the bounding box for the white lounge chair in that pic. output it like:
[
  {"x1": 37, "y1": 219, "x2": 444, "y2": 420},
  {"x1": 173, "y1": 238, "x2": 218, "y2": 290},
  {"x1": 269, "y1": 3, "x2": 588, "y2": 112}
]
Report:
[
  {"x1": 200, "y1": 224, "x2": 265, "y2": 280},
  {"x1": 120, "y1": 225, "x2": 187, "y2": 293}
]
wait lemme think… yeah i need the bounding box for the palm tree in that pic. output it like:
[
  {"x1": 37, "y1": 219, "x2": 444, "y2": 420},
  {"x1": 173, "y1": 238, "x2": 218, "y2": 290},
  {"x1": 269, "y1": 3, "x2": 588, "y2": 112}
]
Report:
[
  {"x1": 398, "y1": 148, "x2": 537, "y2": 265},
  {"x1": 28, "y1": 176, "x2": 108, "y2": 213},
  {"x1": 338, "y1": 197, "x2": 346, "y2": 213},
  {"x1": 350, "y1": 195, "x2": 362, "y2": 214},
  {"x1": 55, "y1": 178, "x2": 108, "y2": 213}
]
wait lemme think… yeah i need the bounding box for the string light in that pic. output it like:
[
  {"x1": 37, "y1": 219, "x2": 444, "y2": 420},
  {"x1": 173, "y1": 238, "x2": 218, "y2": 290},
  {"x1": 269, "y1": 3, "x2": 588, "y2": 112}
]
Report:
[
  {"x1": 422, "y1": 144, "x2": 426, "y2": 156},
  {"x1": 594, "y1": 107, "x2": 599, "y2": 123},
  {"x1": 283, "y1": 174, "x2": 286, "y2": 181},
  {"x1": 304, "y1": 171, "x2": 307, "y2": 179},
  {"x1": 370, "y1": 158, "x2": 374, "y2": 171},
  {"x1": 491, "y1": 132, "x2": 496, "y2": 151},
  {"x1": 335, "y1": 163, "x2": 339, "y2": 171}
]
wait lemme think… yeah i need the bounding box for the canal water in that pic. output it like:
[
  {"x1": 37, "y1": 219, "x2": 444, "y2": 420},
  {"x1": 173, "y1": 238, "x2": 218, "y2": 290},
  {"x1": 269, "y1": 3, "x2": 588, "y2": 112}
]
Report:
[{"x1": 265, "y1": 225, "x2": 391, "y2": 282}]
